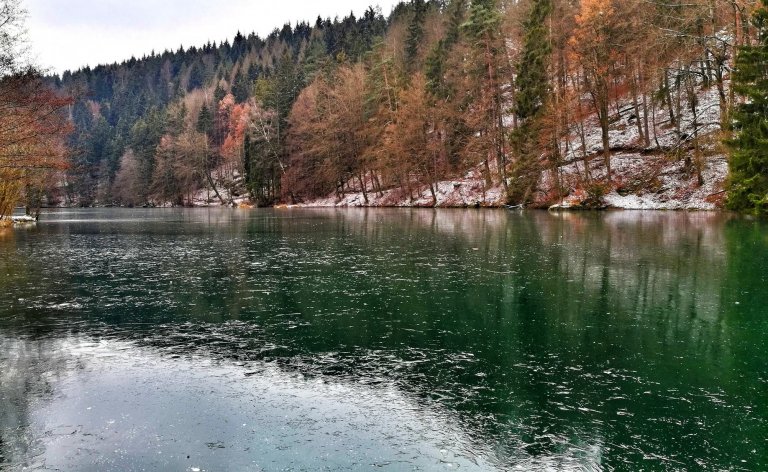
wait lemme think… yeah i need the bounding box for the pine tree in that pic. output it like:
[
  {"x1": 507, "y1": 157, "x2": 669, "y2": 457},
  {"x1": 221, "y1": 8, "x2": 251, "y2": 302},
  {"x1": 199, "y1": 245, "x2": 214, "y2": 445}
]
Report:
[
  {"x1": 197, "y1": 104, "x2": 213, "y2": 136},
  {"x1": 509, "y1": 0, "x2": 553, "y2": 203},
  {"x1": 187, "y1": 61, "x2": 203, "y2": 91},
  {"x1": 515, "y1": 0, "x2": 552, "y2": 122},
  {"x1": 727, "y1": 0, "x2": 768, "y2": 214},
  {"x1": 232, "y1": 71, "x2": 252, "y2": 103},
  {"x1": 405, "y1": 0, "x2": 427, "y2": 71},
  {"x1": 213, "y1": 84, "x2": 227, "y2": 104}
]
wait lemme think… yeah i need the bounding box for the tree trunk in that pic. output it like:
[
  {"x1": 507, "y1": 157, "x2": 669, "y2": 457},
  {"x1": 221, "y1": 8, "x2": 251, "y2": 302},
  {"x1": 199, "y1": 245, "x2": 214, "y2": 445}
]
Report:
[
  {"x1": 429, "y1": 181, "x2": 437, "y2": 207},
  {"x1": 631, "y1": 67, "x2": 645, "y2": 146},
  {"x1": 599, "y1": 97, "x2": 612, "y2": 180},
  {"x1": 205, "y1": 170, "x2": 227, "y2": 205},
  {"x1": 664, "y1": 72, "x2": 676, "y2": 126},
  {"x1": 358, "y1": 173, "x2": 369, "y2": 205},
  {"x1": 641, "y1": 70, "x2": 651, "y2": 147}
]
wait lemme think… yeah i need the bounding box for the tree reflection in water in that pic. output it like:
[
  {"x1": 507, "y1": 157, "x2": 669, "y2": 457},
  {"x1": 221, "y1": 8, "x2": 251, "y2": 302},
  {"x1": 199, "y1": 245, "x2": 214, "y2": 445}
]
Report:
[{"x1": 0, "y1": 208, "x2": 765, "y2": 470}]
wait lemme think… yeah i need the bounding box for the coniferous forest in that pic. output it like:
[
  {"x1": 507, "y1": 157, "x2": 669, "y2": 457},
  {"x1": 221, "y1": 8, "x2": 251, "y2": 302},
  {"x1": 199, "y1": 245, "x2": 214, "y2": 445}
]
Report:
[{"x1": 4, "y1": 0, "x2": 768, "y2": 214}]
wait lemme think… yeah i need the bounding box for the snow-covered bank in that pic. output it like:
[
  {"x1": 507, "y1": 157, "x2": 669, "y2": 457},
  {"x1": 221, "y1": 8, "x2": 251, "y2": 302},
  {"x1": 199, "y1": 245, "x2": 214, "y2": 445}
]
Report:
[
  {"x1": 297, "y1": 82, "x2": 729, "y2": 211},
  {"x1": 548, "y1": 152, "x2": 727, "y2": 211},
  {"x1": 295, "y1": 154, "x2": 727, "y2": 210},
  {"x1": 298, "y1": 173, "x2": 506, "y2": 209}
]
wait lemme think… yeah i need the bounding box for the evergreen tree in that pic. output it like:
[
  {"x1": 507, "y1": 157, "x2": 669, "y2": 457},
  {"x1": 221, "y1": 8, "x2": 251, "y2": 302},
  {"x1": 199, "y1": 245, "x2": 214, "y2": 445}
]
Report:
[
  {"x1": 213, "y1": 83, "x2": 227, "y2": 104},
  {"x1": 197, "y1": 103, "x2": 213, "y2": 136},
  {"x1": 727, "y1": 0, "x2": 768, "y2": 214},
  {"x1": 167, "y1": 103, "x2": 187, "y2": 137},
  {"x1": 425, "y1": 0, "x2": 467, "y2": 99},
  {"x1": 405, "y1": 0, "x2": 427, "y2": 71},
  {"x1": 267, "y1": 52, "x2": 305, "y2": 138},
  {"x1": 425, "y1": 0, "x2": 468, "y2": 170},
  {"x1": 187, "y1": 61, "x2": 203, "y2": 91},
  {"x1": 303, "y1": 37, "x2": 331, "y2": 81},
  {"x1": 425, "y1": 41, "x2": 448, "y2": 98},
  {"x1": 247, "y1": 63, "x2": 261, "y2": 82},
  {"x1": 515, "y1": 0, "x2": 552, "y2": 122},
  {"x1": 232, "y1": 71, "x2": 252, "y2": 103},
  {"x1": 509, "y1": 0, "x2": 552, "y2": 203}
]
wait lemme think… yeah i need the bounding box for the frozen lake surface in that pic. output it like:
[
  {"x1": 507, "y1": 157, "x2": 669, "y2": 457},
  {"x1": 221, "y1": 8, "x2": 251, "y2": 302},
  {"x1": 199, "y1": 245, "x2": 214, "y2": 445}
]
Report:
[{"x1": 0, "y1": 208, "x2": 766, "y2": 471}]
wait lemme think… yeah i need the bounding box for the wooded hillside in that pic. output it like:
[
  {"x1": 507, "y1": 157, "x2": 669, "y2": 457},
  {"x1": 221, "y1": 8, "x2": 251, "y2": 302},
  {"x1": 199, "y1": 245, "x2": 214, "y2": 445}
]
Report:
[{"x1": 54, "y1": 0, "x2": 755, "y2": 209}]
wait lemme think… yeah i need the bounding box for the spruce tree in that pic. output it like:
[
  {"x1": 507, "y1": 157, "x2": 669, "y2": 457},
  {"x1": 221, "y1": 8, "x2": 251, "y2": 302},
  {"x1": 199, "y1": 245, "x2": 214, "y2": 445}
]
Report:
[
  {"x1": 213, "y1": 84, "x2": 227, "y2": 104},
  {"x1": 425, "y1": 0, "x2": 466, "y2": 99},
  {"x1": 187, "y1": 61, "x2": 203, "y2": 91},
  {"x1": 728, "y1": 0, "x2": 768, "y2": 214},
  {"x1": 425, "y1": 41, "x2": 448, "y2": 98},
  {"x1": 405, "y1": 0, "x2": 427, "y2": 71},
  {"x1": 232, "y1": 72, "x2": 251, "y2": 103},
  {"x1": 515, "y1": 0, "x2": 552, "y2": 122},
  {"x1": 509, "y1": 0, "x2": 552, "y2": 203},
  {"x1": 462, "y1": 0, "x2": 506, "y2": 188},
  {"x1": 197, "y1": 104, "x2": 213, "y2": 136}
]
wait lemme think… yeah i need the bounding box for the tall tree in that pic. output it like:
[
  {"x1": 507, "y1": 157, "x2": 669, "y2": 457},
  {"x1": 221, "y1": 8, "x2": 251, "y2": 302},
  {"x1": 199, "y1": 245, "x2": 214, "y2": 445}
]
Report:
[
  {"x1": 462, "y1": 0, "x2": 508, "y2": 189},
  {"x1": 510, "y1": 0, "x2": 553, "y2": 203},
  {"x1": 0, "y1": 72, "x2": 71, "y2": 218},
  {"x1": 197, "y1": 103, "x2": 213, "y2": 135},
  {"x1": 727, "y1": 0, "x2": 768, "y2": 214},
  {"x1": 571, "y1": 0, "x2": 622, "y2": 180},
  {"x1": 405, "y1": 0, "x2": 427, "y2": 71},
  {"x1": 383, "y1": 74, "x2": 443, "y2": 204}
]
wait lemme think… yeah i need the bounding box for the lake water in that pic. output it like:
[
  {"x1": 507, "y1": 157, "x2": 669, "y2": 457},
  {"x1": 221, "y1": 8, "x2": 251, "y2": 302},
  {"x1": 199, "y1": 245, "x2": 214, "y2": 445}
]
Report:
[{"x1": 0, "y1": 208, "x2": 766, "y2": 471}]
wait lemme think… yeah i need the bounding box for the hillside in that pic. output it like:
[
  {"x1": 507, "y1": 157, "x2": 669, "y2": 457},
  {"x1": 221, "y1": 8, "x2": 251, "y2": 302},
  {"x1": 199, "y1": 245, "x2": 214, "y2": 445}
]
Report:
[
  {"x1": 51, "y1": 0, "x2": 748, "y2": 211},
  {"x1": 298, "y1": 80, "x2": 729, "y2": 210}
]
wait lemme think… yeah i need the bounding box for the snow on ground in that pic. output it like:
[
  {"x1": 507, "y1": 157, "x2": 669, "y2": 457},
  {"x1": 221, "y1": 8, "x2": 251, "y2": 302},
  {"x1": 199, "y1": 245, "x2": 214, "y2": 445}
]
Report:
[
  {"x1": 283, "y1": 83, "x2": 731, "y2": 211},
  {"x1": 187, "y1": 169, "x2": 252, "y2": 208},
  {"x1": 602, "y1": 157, "x2": 727, "y2": 210},
  {"x1": 550, "y1": 152, "x2": 728, "y2": 211},
  {"x1": 298, "y1": 175, "x2": 506, "y2": 208},
  {"x1": 550, "y1": 152, "x2": 728, "y2": 210},
  {"x1": 566, "y1": 85, "x2": 723, "y2": 159},
  {"x1": 547, "y1": 83, "x2": 728, "y2": 210},
  {"x1": 299, "y1": 150, "x2": 728, "y2": 211}
]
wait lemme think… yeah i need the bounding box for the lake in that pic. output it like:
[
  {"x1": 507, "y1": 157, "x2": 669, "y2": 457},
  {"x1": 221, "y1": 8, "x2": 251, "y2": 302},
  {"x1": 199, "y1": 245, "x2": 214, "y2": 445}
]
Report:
[{"x1": 0, "y1": 208, "x2": 766, "y2": 471}]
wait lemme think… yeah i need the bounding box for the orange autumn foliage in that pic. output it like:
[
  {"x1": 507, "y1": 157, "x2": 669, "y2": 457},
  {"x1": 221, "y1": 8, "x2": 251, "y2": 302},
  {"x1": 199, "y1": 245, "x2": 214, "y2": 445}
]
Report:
[
  {"x1": 220, "y1": 100, "x2": 253, "y2": 163},
  {"x1": 0, "y1": 72, "x2": 72, "y2": 218}
]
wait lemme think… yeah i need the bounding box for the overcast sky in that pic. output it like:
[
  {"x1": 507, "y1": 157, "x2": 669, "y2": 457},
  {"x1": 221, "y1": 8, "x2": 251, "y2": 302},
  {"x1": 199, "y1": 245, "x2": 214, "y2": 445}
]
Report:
[{"x1": 26, "y1": 0, "x2": 401, "y2": 75}]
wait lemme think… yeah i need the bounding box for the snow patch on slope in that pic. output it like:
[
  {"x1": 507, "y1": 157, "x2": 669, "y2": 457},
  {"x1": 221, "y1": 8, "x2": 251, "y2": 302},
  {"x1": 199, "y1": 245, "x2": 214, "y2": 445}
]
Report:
[{"x1": 299, "y1": 83, "x2": 730, "y2": 210}]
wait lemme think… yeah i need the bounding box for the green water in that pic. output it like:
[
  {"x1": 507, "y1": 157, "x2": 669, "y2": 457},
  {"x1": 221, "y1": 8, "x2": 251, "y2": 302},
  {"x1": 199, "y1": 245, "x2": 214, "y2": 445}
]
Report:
[{"x1": 0, "y1": 208, "x2": 766, "y2": 471}]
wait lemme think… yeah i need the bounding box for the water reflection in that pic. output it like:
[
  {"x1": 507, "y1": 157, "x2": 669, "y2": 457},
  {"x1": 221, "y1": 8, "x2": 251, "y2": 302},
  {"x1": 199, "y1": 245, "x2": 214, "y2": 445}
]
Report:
[
  {"x1": 1, "y1": 335, "x2": 499, "y2": 471},
  {"x1": 0, "y1": 208, "x2": 766, "y2": 471}
]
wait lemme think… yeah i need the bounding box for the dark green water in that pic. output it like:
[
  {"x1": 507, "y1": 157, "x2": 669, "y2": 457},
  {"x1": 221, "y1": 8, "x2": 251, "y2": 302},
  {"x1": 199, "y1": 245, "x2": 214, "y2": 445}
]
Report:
[{"x1": 0, "y1": 208, "x2": 766, "y2": 471}]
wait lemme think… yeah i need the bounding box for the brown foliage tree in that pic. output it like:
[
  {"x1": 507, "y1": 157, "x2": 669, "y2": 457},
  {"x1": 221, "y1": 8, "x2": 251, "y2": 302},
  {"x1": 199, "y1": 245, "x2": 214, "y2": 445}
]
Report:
[{"x1": 0, "y1": 72, "x2": 72, "y2": 219}]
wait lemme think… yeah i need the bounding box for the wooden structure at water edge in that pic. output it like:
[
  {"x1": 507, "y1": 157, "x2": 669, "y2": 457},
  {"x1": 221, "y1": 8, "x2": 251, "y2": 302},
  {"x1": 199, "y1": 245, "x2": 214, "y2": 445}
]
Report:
[{"x1": 10, "y1": 215, "x2": 37, "y2": 226}]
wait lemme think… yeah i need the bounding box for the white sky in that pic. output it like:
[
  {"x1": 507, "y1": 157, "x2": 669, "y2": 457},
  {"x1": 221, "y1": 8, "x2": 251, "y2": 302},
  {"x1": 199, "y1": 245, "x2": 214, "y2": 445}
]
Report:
[{"x1": 25, "y1": 0, "x2": 401, "y2": 75}]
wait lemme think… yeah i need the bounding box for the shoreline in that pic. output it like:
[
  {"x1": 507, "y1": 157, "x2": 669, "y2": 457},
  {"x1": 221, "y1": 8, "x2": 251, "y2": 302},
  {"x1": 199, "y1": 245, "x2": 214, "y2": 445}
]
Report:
[{"x1": 38, "y1": 203, "x2": 727, "y2": 212}]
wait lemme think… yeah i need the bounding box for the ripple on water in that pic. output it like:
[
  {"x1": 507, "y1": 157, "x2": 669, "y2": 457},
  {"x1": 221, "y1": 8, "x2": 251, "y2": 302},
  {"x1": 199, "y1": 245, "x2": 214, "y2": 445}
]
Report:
[{"x1": 0, "y1": 208, "x2": 767, "y2": 471}]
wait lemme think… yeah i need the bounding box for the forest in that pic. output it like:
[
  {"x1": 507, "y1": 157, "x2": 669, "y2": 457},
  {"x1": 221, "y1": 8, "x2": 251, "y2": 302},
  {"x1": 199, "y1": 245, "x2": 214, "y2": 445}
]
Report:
[{"x1": 2, "y1": 0, "x2": 768, "y2": 214}]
